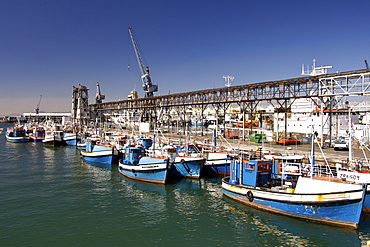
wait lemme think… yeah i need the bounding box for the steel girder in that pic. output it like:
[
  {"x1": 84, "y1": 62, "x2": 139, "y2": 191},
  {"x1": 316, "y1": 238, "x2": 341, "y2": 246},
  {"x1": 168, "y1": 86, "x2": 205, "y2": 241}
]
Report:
[{"x1": 91, "y1": 69, "x2": 370, "y2": 114}]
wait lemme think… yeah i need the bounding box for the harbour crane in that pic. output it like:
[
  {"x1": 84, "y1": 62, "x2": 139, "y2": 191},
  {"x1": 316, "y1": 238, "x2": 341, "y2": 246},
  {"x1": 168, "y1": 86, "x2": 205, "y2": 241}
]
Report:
[
  {"x1": 35, "y1": 95, "x2": 42, "y2": 115},
  {"x1": 128, "y1": 26, "x2": 158, "y2": 98},
  {"x1": 95, "y1": 82, "x2": 105, "y2": 104}
]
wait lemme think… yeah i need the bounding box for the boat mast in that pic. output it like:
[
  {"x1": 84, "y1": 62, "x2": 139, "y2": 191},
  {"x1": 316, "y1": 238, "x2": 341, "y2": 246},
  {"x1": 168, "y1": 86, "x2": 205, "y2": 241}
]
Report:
[{"x1": 311, "y1": 130, "x2": 316, "y2": 179}]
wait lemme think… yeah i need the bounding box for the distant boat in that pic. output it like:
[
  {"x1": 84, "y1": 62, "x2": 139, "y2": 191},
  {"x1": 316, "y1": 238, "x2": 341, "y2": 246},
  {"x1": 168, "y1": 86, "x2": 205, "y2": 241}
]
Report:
[
  {"x1": 118, "y1": 145, "x2": 169, "y2": 184},
  {"x1": 0, "y1": 127, "x2": 3, "y2": 134},
  {"x1": 5, "y1": 127, "x2": 30, "y2": 143},
  {"x1": 222, "y1": 158, "x2": 366, "y2": 229}
]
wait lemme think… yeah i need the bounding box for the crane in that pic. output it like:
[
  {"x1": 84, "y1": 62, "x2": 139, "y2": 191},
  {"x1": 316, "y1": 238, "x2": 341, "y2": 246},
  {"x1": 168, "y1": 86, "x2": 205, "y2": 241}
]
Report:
[
  {"x1": 95, "y1": 82, "x2": 105, "y2": 104},
  {"x1": 365, "y1": 60, "x2": 369, "y2": 69},
  {"x1": 35, "y1": 95, "x2": 42, "y2": 115},
  {"x1": 128, "y1": 26, "x2": 158, "y2": 98}
]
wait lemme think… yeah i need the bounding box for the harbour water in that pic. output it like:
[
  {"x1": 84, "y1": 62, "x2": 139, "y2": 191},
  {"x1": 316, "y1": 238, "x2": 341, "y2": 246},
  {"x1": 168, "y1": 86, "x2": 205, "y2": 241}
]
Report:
[{"x1": 1, "y1": 122, "x2": 370, "y2": 246}]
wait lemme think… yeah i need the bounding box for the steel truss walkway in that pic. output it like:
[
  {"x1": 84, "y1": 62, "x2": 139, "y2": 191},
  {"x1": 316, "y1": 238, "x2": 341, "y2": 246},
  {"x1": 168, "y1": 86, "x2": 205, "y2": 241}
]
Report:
[{"x1": 91, "y1": 69, "x2": 370, "y2": 114}]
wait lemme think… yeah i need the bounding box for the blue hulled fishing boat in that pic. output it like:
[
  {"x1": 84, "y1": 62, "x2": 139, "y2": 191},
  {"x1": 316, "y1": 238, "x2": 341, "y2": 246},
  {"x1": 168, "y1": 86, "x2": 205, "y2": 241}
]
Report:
[
  {"x1": 118, "y1": 145, "x2": 169, "y2": 184},
  {"x1": 202, "y1": 130, "x2": 239, "y2": 176},
  {"x1": 222, "y1": 158, "x2": 366, "y2": 229},
  {"x1": 42, "y1": 130, "x2": 65, "y2": 146},
  {"x1": 63, "y1": 132, "x2": 81, "y2": 146},
  {"x1": 162, "y1": 145, "x2": 206, "y2": 179},
  {"x1": 27, "y1": 127, "x2": 45, "y2": 142},
  {"x1": 80, "y1": 140, "x2": 119, "y2": 165},
  {"x1": 5, "y1": 127, "x2": 30, "y2": 143},
  {"x1": 202, "y1": 152, "x2": 238, "y2": 176}
]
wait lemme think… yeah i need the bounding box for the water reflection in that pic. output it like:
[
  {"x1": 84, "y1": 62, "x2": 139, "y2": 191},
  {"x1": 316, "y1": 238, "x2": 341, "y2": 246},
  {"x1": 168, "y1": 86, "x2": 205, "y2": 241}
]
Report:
[
  {"x1": 224, "y1": 197, "x2": 368, "y2": 246},
  {"x1": 82, "y1": 160, "x2": 113, "y2": 171},
  {"x1": 118, "y1": 175, "x2": 168, "y2": 227}
]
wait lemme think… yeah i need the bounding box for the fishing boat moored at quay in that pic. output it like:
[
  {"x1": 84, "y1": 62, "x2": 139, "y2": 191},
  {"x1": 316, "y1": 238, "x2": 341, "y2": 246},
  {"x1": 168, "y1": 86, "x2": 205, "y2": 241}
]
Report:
[
  {"x1": 222, "y1": 158, "x2": 367, "y2": 229},
  {"x1": 118, "y1": 145, "x2": 169, "y2": 184},
  {"x1": 80, "y1": 140, "x2": 119, "y2": 165},
  {"x1": 5, "y1": 126, "x2": 30, "y2": 142},
  {"x1": 42, "y1": 130, "x2": 65, "y2": 146},
  {"x1": 63, "y1": 132, "x2": 81, "y2": 146}
]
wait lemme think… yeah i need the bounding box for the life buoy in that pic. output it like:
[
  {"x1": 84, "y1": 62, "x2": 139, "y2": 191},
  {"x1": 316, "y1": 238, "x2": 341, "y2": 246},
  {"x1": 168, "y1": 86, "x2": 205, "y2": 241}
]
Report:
[
  {"x1": 180, "y1": 159, "x2": 185, "y2": 164},
  {"x1": 246, "y1": 191, "x2": 254, "y2": 202}
]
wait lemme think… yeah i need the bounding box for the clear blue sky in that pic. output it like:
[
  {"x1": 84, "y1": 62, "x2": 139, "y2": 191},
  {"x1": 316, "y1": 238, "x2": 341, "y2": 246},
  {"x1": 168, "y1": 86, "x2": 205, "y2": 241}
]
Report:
[{"x1": 1, "y1": 0, "x2": 370, "y2": 115}]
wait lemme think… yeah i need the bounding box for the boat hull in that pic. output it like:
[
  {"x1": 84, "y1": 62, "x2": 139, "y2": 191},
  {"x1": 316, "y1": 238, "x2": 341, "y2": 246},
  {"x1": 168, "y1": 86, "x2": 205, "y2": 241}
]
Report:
[
  {"x1": 42, "y1": 136, "x2": 64, "y2": 146},
  {"x1": 202, "y1": 162, "x2": 230, "y2": 176},
  {"x1": 202, "y1": 152, "x2": 236, "y2": 176},
  {"x1": 118, "y1": 157, "x2": 168, "y2": 184},
  {"x1": 6, "y1": 136, "x2": 30, "y2": 143},
  {"x1": 222, "y1": 178, "x2": 365, "y2": 229},
  {"x1": 30, "y1": 136, "x2": 44, "y2": 142},
  {"x1": 63, "y1": 133, "x2": 81, "y2": 146},
  {"x1": 169, "y1": 157, "x2": 206, "y2": 178},
  {"x1": 81, "y1": 150, "x2": 117, "y2": 165},
  {"x1": 336, "y1": 170, "x2": 370, "y2": 213}
]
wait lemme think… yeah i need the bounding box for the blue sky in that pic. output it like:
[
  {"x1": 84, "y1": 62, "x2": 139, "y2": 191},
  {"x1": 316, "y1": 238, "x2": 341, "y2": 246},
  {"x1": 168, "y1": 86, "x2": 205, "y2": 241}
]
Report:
[{"x1": 1, "y1": 0, "x2": 370, "y2": 115}]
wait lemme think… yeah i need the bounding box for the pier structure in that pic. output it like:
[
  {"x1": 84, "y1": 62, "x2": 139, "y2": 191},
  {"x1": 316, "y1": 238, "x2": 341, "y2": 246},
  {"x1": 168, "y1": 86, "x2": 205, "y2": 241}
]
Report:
[
  {"x1": 89, "y1": 68, "x2": 370, "y2": 142},
  {"x1": 71, "y1": 84, "x2": 90, "y2": 126}
]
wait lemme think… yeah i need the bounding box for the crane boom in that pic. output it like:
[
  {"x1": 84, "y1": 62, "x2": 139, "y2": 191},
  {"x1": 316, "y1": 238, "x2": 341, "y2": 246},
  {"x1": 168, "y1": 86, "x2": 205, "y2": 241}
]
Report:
[
  {"x1": 95, "y1": 82, "x2": 105, "y2": 104},
  {"x1": 128, "y1": 26, "x2": 158, "y2": 97},
  {"x1": 35, "y1": 95, "x2": 42, "y2": 115}
]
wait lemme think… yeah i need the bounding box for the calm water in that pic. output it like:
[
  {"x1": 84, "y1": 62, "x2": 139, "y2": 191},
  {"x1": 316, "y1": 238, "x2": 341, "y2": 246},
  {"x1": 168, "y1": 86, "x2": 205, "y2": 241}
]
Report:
[{"x1": 1, "y1": 123, "x2": 370, "y2": 247}]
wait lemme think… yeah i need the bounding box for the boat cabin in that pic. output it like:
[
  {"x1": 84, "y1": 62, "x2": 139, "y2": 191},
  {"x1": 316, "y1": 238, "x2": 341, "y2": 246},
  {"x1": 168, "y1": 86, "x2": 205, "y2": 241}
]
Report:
[
  {"x1": 230, "y1": 159, "x2": 273, "y2": 187},
  {"x1": 139, "y1": 138, "x2": 153, "y2": 149},
  {"x1": 271, "y1": 155, "x2": 305, "y2": 187},
  {"x1": 122, "y1": 146, "x2": 146, "y2": 165},
  {"x1": 230, "y1": 156, "x2": 306, "y2": 189}
]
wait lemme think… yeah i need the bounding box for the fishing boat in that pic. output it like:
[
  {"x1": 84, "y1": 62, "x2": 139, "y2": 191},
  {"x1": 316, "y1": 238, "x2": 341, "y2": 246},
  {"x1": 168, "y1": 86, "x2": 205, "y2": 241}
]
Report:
[
  {"x1": 162, "y1": 144, "x2": 206, "y2": 179},
  {"x1": 63, "y1": 132, "x2": 81, "y2": 146},
  {"x1": 139, "y1": 137, "x2": 153, "y2": 149},
  {"x1": 222, "y1": 132, "x2": 367, "y2": 229},
  {"x1": 42, "y1": 130, "x2": 65, "y2": 146},
  {"x1": 80, "y1": 140, "x2": 119, "y2": 165},
  {"x1": 201, "y1": 130, "x2": 239, "y2": 176},
  {"x1": 202, "y1": 152, "x2": 238, "y2": 176},
  {"x1": 118, "y1": 145, "x2": 169, "y2": 184},
  {"x1": 27, "y1": 127, "x2": 45, "y2": 142},
  {"x1": 5, "y1": 126, "x2": 30, "y2": 142},
  {"x1": 77, "y1": 142, "x2": 86, "y2": 149},
  {"x1": 222, "y1": 158, "x2": 366, "y2": 229}
]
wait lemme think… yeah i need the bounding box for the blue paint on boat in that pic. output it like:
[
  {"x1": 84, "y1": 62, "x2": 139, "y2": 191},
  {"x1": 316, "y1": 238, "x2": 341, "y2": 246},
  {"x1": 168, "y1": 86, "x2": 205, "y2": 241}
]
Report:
[
  {"x1": 64, "y1": 133, "x2": 81, "y2": 146},
  {"x1": 80, "y1": 140, "x2": 118, "y2": 165},
  {"x1": 169, "y1": 157, "x2": 205, "y2": 179},
  {"x1": 118, "y1": 146, "x2": 169, "y2": 184},
  {"x1": 5, "y1": 127, "x2": 30, "y2": 143},
  {"x1": 139, "y1": 138, "x2": 153, "y2": 149},
  {"x1": 222, "y1": 158, "x2": 366, "y2": 229}
]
